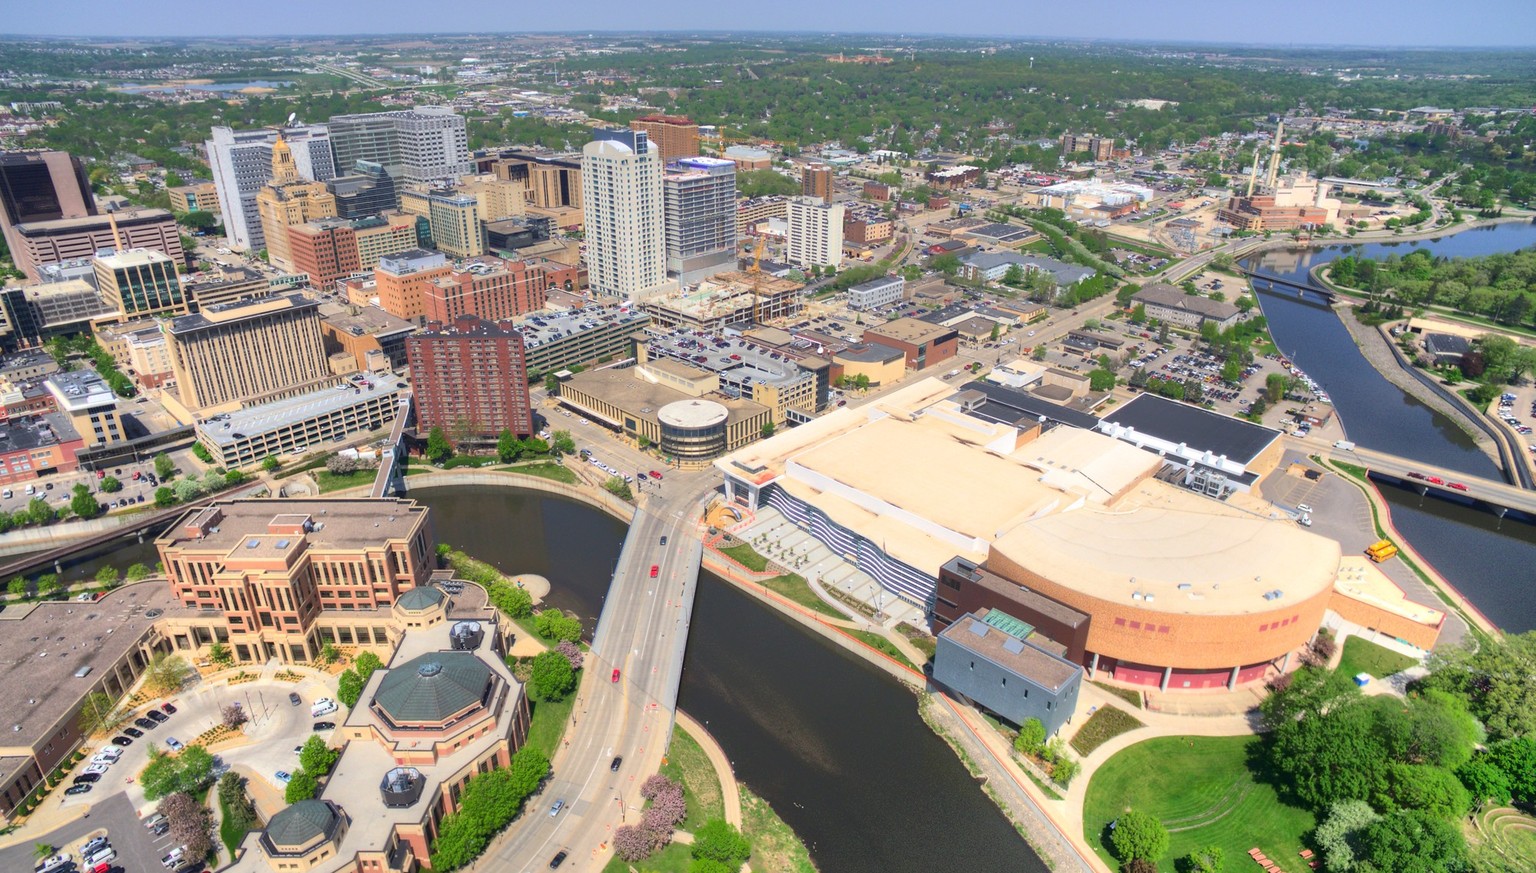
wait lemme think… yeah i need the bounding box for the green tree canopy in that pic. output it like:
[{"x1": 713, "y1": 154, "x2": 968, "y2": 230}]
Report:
[
  {"x1": 284, "y1": 768, "x2": 319, "y2": 803},
  {"x1": 1110, "y1": 809, "x2": 1168, "y2": 863},
  {"x1": 691, "y1": 819, "x2": 752, "y2": 868},
  {"x1": 529, "y1": 650, "x2": 577, "y2": 702}
]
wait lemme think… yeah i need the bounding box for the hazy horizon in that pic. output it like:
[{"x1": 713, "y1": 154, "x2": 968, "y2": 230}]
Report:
[{"x1": 4, "y1": 0, "x2": 1535, "y2": 49}]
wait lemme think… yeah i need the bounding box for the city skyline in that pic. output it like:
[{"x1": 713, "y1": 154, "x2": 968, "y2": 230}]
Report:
[{"x1": 2, "y1": 1, "x2": 1534, "y2": 47}]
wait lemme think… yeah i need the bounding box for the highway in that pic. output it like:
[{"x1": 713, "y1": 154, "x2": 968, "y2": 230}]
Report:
[{"x1": 482, "y1": 475, "x2": 715, "y2": 871}]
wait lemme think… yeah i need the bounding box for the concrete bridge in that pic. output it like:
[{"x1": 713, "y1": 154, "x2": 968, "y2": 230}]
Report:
[
  {"x1": 370, "y1": 393, "x2": 413, "y2": 498},
  {"x1": 1241, "y1": 267, "x2": 1337, "y2": 301},
  {"x1": 1328, "y1": 443, "x2": 1536, "y2": 522}
]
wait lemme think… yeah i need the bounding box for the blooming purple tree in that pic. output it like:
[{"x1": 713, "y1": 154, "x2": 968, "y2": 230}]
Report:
[
  {"x1": 613, "y1": 824, "x2": 653, "y2": 862},
  {"x1": 556, "y1": 640, "x2": 584, "y2": 671}
]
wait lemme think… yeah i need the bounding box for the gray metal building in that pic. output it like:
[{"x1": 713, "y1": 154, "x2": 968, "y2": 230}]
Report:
[{"x1": 933, "y1": 609, "x2": 1083, "y2": 737}]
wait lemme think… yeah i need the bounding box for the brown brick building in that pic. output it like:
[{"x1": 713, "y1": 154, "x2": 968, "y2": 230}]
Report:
[
  {"x1": 630, "y1": 115, "x2": 700, "y2": 163},
  {"x1": 288, "y1": 219, "x2": 363, "y2": 289},
  {"x1": 861, "y1": 317, "x2": 959, "y2": 370},
  {"x1": 422, "y1": 257, "x2": 552, "y2": 325},
  {"x1": 407, "y1": 316, "x2": 534, "y2": 441}
]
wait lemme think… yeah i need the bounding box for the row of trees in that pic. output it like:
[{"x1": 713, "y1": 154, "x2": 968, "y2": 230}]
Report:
[
  {"x1": 335, "y1": 651, "x2": 384, "y2": 709},
  {"x1": 429, "y1": 745, "x2": 551, "y2": 870},
  {"x1": 1331, "y1": 249, "x2": 1536, "y2": 329}
]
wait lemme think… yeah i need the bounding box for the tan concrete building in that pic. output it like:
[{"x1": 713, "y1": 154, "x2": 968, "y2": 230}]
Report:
[
  {"x1": 457, "y1": 173, "x2": 526, "y2": 221},
  {"x1": 167, "y1": 182, "x2": 220, "y2": 215},
  {"x1": 44, "y1": 368, "x2": 124, "y2": 447},
  {"x1": 182, "y1": 265, "x2": 271, "y2": 312},
  {"x1": 166, "y1": 293, "x2": 331, "y2": 414},
  {"x1": 374, "y1": 250, "x2": 451, "y2": 324},
  {"x1": 832, "y1": 342, "x2": 906, "y2": 387},
  {"x1": 10, "y1": 208, "x2": 184, "y2": 282},
  {"x1": 256, "y1": 138, "x2": 339, "y2": 272},
  {"x1": 319, "y1": 302, "x2": 418, "y2": 372},
  {"x1": 95, "y1": 318, "x2": 176, "y2": 390},
  {"x1": 558, "y1": 360, "x2": 770, "y2": 467},
  {"x1": 801, "y1": 162, "x2": 833, "y2": 201}
]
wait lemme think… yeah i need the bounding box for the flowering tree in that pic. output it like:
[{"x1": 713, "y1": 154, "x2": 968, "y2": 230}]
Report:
[{"x1": 556, "y1": 640, "x2": 584, "y2": 671}]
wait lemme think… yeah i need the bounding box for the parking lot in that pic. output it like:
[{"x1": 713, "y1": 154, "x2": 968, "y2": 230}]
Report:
[
  {"x1": 0, "y1": 792, "x2": 184, "y2": 873},
  {"x1": 0, "y1": 459, "x2": 162, "y2": 517}
]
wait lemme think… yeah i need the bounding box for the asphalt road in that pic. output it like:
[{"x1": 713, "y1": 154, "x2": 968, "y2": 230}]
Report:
[{"x1": 482, "y1": 476, "x2": 712, "y2": 871}]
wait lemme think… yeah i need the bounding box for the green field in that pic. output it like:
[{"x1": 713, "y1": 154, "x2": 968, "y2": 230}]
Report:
[
  {"x1": 524, "y1": 692, "x2": 576, "y2": 758},
  {"x1": 838, "y1": 628, "x2": 917, "y2": 670},
  {"x1": 758, "y1": 574, "x2": 847, "y2": 619},
  {"x1": 600, "y1": 841, "x2": 692, "y2": 873},
  {"x1": 719, "y1": 542, "x2": 770, "y2": 572},
  {"x1": 504, "y1": 462, "x2": 579, "y2": 485},
  {"x1": 1336, "y1": 635, "x2": 1417, "y2": 679},
  {"x1": 660, "y1": 725, "x2": 725, "y2": 831},
  {"x1": 1084, "y1": 735, "x2": 1315, "y2": 871}
]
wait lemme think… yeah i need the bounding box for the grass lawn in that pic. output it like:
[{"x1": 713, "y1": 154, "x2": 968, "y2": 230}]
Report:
[
  {"x1": 741, "y1": 785, "x2": 817, "y2": 873},
  {"x1": 1336, "y1": 635, "x2": 1416, "y2": 679},
  {"x1": 758, "y1": 574, "x2": 847, "y2": 620},
  {"x1": 600, "y1": 841, "x2": 693, "y2": 873},
  {"x1": 1084, "y1": 735, "x2": 1315, "y2": 872},
  {"x1": 314, "y1": 469, "x2": 370, "y2": 493},
  {"x1": 1069, "y1": 705, "x2": 1145, "y2": 757},
  {"x1": 218, "y1": 792, "x2": 252, "y2": 859},
  {"x1": 838, "y1": 628, "x2": 917, "y2": 671},
  {"x1": 503, "y1": 462, "x2": 578, "y2": 485},
  {"x1": 1475, "y1": 806, "x2": 1536, "y2": 870},
  {"x1": 524, "y1": 692, "x2": 576, "y2": 759},
  {"x1": 660, "y1": 724, "x2": 725, "y2": 832},
  {"x1": 719, "y1": 542, "x2": 770, "y2": 572}
]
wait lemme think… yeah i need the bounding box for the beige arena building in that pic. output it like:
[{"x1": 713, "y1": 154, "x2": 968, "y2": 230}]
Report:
[{"x1": 716, "y1": 379, "x2": 1443, "y2": 691}]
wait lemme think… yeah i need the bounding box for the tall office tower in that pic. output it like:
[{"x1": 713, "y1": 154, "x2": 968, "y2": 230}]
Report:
[
  {"x1": 165, "y1": 293, "x2": 331, "y2": 412},
  {"x1": 206, "y1": 124, "x2": 334, "y2": 251},
  {"x1": 326, "y1": 160, "x2": 399, "y2": 218},
  {"x1": 630, "y1": 115, "x2": 701, "y2": 164},
  {"x1": 255, "y1": 139, "x2": 338, "y2": 273},
  {"x1": 582, "y1": 130, "x2": 668, "y2": 300},
  {"x1": 327, "y1": 107, "x2": 472, "y2": 185},
  {"x1": 424, "y1": 192, "x2": 484, "y2": 258},
  {"x1": 0, "y1": 150, "x2": 95, "y2": 271},
  {"x1": 786, "y1": 197, "x2": 846, "y2": 269},
  {"x1": 663, "y1": 157, "x2": 737, "y2": 285},
  {"x1": 407, "y1": 315, "x2": 533, "y2": 441},
  {"x1": 286, "y1": 218, "x2": 363, "y2": 289},
  {"x1": 801, "y1": 163, "x2": 833, "y2": 202},
  {"x1": 94, "y1": 248, "x2": 187, "y2": 319}
]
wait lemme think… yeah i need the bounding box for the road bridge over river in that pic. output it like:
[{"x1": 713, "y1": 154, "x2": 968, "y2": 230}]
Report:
[
  {"x1": 482, "y1": 475, "x2": 715, "y2": 871},
  {"x1": 1308, "y1": 438, "x2": 1536, "y2": 521}
]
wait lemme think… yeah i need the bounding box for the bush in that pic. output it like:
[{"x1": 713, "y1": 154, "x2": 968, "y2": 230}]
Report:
[
  {"x1": 1014, "y1": 717, "x2": 1046, "y2": 755},
  {"x1": 555, "y1": 640, "x2": 584, "y2": 671},
  {"x1": 125, "y1": 563, "x2": 151, "y2": 582},
  {"x1": 691, "y1": 819, "x2": 751, "y2": 867},
  {"x1": 533, "y1": 609, "x2": 582, "y2": 643},
  {"x1": 283, "y1": 768, "x2": 319, "y2": 803},
  {"x1": 430, "y1": 746, "x2": 548, "y2": 871},
  {"x1": 529, "y1": 650, "x2": 576, "y2": 702}
]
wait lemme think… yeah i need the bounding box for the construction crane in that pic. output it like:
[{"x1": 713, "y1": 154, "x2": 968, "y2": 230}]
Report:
[{"x1": 749, "y1": 236, "x2": 766, "y2": 325}]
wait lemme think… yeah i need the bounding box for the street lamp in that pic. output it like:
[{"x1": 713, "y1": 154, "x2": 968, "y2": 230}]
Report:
[{"x1": 615, "y1": 795, "x2": 626, "y2": 823}]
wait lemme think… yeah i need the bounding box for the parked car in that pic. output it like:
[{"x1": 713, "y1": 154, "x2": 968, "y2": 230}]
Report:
[
  {"x1": 165, "y1": 737, "x2": 184, "y2": 752},
  {"x1": 111, "y1": 736, "x2": 134, "y2": 747},
  {"x1": 123, "y1": 727, "x2": 144, "y2": 738},
  {"x1": 72, "y1": 772, "x2": 101, "y2": 784},
  {"x1": 289, "y1": 692, "x2": 302, "y2": 706},
  {"x1": 274, "y1": 770, "x2": 292, "y2": 785},
  {"x1": 135, "y1": 717, "x2": 158, "y2": 730},
  {"x1": 313, "y1": 721, "x2": 336, "y2": 731},
  {"x1": 162, "y1": 702, "x2": 178, "y2": 714},
  {"x1": 64, "y1": 783, "x2": 94, "y2": 796},
  {"x1": 146, "y1": 710, "x2": 169, "y2": 723},
  {"x1": 549, "y1": 850, "x2": 568, "y2": 869},
  {"x1": 82, "y1": 763, "x2": 109, "y2": 776}
]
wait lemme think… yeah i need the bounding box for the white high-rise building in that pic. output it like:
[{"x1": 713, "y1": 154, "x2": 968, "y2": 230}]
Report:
[
  {"x1": 206, "y1": 124, "x2": 334, "y2": 252},
  {"x1": 582, "y1": 130, "x2": 672, "y2": 300},
  {"x1": 786, "y1": 197, "x2": 845, "y2": 269},
  {"x1": 663, "y1": 157, "x2": 737, "y2": 286},
  {"x1": 327, "y1": 107, "x2": 472, "y2": 185}
]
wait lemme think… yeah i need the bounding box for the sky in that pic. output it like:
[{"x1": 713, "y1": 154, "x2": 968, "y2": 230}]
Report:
[{"x1": 4, "y1": 0, "x2": 1536, "y2": 47}]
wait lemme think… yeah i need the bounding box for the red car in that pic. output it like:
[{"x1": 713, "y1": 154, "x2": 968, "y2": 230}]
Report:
[
  {"x1": 649, "y1": 565, "x2": 659, "y2": 578},
  {"x1": 1449, "y1": 482, "x2": 1469, "y2": 492},
  {"x1": 649, "y1": 470, "x2": 664, "y2": 480},
  {"x1": 1427, "y1": 476, "x2": 1444, "y2": 485},
  {"x1": 611, "y1": 668, "x2": 621, "y2": 683}
]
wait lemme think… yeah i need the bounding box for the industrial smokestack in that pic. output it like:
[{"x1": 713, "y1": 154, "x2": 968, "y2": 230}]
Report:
[
  {"x1": 1246, "y1": 149, "x2": 1262, "y2": 197},
  {"x1": 1265, "y1": 121, "x2": 1284, "y2": 191}
]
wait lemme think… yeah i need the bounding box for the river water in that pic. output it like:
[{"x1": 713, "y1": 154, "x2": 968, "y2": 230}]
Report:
[
  {"x1": 1243, "y1": 220, "x2": 1536, "y2": 632},
  {"x1": 413, "y1": 485, "x2": 1042, "y2": 873}
]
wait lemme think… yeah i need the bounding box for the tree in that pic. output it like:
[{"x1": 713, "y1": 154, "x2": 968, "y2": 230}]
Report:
[
  {"x1": 496, "y1": 429, "x2": 519, "y2": 463},
  {"x1": 176, "y1": 210, "x2": 217, "y2": 230},
  {"x1": 159, "y1": 791, "x2": 212, "y2": 861},
  {"x1": 1484, "y1": 736, "x2": 1536, "y2": 806},
  {"x1": 614, "y1": 825, "x2": 653, "y2": 862},
  {"x1": 1185, "y1": 845, "x2": 1225, "y2": 873},
  {"x1": 1384, "y1": 762, "x2": 1471, "y2": 818},
  {"x1": 1129, "y1": 303, "x2": 1147, "y2": 325},
  {"x1": 284, "y1": 767, "x2": 319, "y2": 803},
  {"x1": 34, "y1": 843, "x2": 55, "y2": 860},
  {"x1": 321, "y1": 642, "x2": 339, "y2": 665},
  {"x1": 37, "y1": 574, "x2": 62, "y2": 598},
  {"x1": 1110, "y1": 809, "x2": 1168, "y2": 863},
  {"x1": 154, "y1": 487, "x2": 176, "y2": 508},
  {"x1": 218, "y1": 771, "x2": 255, "y2": 830},
  {"x1": 1315, "y1": 799, "x2": 1380, "y2": 872},
  {"x1": 76, "y1": 692, "x2": 127, "y2": 736},
  {"x1": 153, "y1": 453, "x2": 174, "y2": 480},
  {"x1": 1477, "y1": 334, "x2": 1520, "y2": 382},
  {"x1": 95, "y1": 565, "x2": 121, "y2": 588},
  {"x1": 549, "y1": 430, "x2": 575, "y2": 457},
  {"x1": 534, "y1": 609, "x2": 582, "y2": 643},
  {"x1": 761, "y1": 421, "x2": 776, "y2": 439},
  {"x1": 1014, "y1": 717, "x2": 1046, "y2": 755},
  {"x1": 140, "y1": 745, "x2": 215, "y2": 799},
  {"x1": 100, "y1": 475, "x2": 122, "y2": 493},
  {"x1": 604, "y1": 476, "x2": 633, "y2": 501},
  {"x1": 691, "y1": 819, "x2": 752, "y2": 868},
  {"x1": 529, "y1": 650, "x2": 577, "y2": 702},
  {"x1": 7, "y1": 576, "x2": 26, "y2": 597},
  {"x1": 225, "y1": 469, "x2": 248, "y2": 486},
  {"x1": 544, "y1": 373, "x2": 560, "y2": 395},
  {"x1": 261, "y1": 455, "x2": 280, "y2": 473},
  {"x1": 931, "y1": 253, "x2": 962, "y2": 275},
  {"x1": 221, "y1": 702, "x2": 248, "y2": 729},
  {"x1": 1089, "y1": 369, "x2": 1116, "y2": 391},
  {"x1": 299, "y1": 735, "x2": 338, "y2": 777},
  {"x1": 192, "y1": 443, "x2": 213, "y2": 463},
  {"x1": 26, "y1": 498, "x2": 55, "y2": 526},
  {"x1": 1420, "y1": 631, "x2": 1536, "y2": 741},
  {"x1": 173, "y1": 478, "x2": 202, "y2": 503},
  {"x1": 143, "y1": 651, "x2": 192, "y2": 697},
  {"x1": 426, "y1": 427, "x2": 453, "y2": 463},
  {"x1": 1053, "y1": 757, "x2": 1081, "y2": 787},
  {"x1": 1003, "y1": 264, "x2": 1026, "y2": 286},
  {"x1": 208, "y1": 641, "x2": 233, "y2": 667},
  {"x1": 1356, "y1": 809, "x2": 1469, "y2": 873},
  {"x1": 555, "y1": 640, "x2": 585, "y2": 671},
  {"x1": 337, "y1": 670, "x2": 363, "y2": 708}
]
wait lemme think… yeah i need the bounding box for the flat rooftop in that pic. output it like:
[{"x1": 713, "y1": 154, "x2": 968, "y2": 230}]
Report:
[
  {"x1": 158, "y1": 498, "x2": 427, "y2": 553},
  {"x1": 517, "y1": 306, "x2": 649, "y2": 349},
  {"x1": 168, "y1": 292, "x2": 315, "y2": 334},
  {"x1": 0, "y1": 411, "x2": 80, "y2": 452},
  {"x1": 197, "y1": 372, "x2": 402, "y2": 448},
  {"x1": 990, "y1": 480, "x2": 1339, "y2": 616},
  {"x1": 940, "y1": 612, "x2": 1080, "y2": 692},
  {"x1": 1333, "y1": 556, "x2": 1445, "y2": 628},
  {"x1": 318, "y1": 301, "x2": 418, "y2": 338},
  {"x1": 564, "y1": 367, "x2": 767, "y2": 428},
  {"x1": 1100, "y1": 393, "x2": 1280, "y2": 466},
  {"x1": 864, "y1": 317, "x2": 956, "y2": 347},
  {"x1": 0, "y1": 584, "x2": 188, "y2": 751},
  {"x1": 644, "y1": 329, "x2": 815, "y2": 392}
]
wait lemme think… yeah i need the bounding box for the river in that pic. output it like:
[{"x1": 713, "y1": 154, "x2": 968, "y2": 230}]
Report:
[
  {"x1": 1243, "y1": 220, "x2": 1536, "y2": 633},
  {"x1": 413, "y1": 485, "x2": 1043, "y2": 873}
]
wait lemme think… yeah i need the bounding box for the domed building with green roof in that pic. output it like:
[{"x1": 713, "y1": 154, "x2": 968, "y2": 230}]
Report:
[{"x1": 258, "y1": 798, "x2": 349, "y2": 869}]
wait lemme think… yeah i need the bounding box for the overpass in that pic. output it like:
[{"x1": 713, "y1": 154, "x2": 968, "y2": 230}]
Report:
[
  {"x1": 1322, "y1": 441, "x2": 1536, "y2": 522},
  {"x1": 482, "y1": 476, "x2": 714, "y2": 870},
  {"x1": 1241, "y1": 267, "x2": 1336, "y2": 301},
  {"x1": 370, "y1": 393, "x2": 413, "y2": 498}
]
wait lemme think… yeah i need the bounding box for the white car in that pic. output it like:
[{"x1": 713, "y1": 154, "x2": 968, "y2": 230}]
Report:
[
  {"x1": 82, "y1": 763, "x2": 109, "y2": 776},
  {"x1": 92, "y1": 750, "x2": 122, "y2": 764}
]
